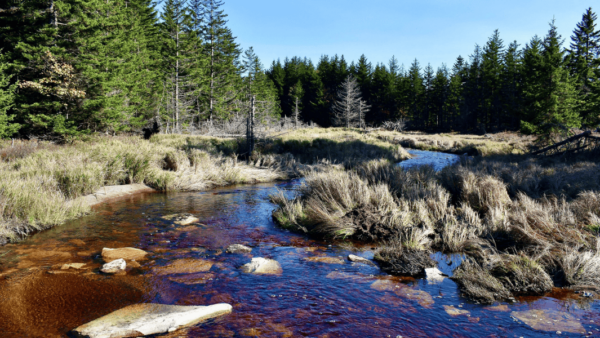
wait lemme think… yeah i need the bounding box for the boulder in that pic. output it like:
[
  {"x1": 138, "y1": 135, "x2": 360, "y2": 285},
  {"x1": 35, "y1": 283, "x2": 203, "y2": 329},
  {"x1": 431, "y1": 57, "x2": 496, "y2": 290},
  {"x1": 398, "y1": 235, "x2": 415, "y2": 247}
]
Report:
[
  {"x1": 226, "y1": 244, "x2": 252, "y2": 254},
  {"x1": 348, "y1": 254, "x2": 375, "y2": 265},
  {"x1": 162, "y1": 214, "x2": 200, "y2": 226},
  {"x1": 71, "y1": 303, "x2": 232, "y2": 338},
  {"x1": 241, "y1": 258, "x2": 282, "y2": 275},
  {"x1": 425, "y1": 268, "x2": 446, "y2": 283},
  {"x1": 102, "y1": 247, "x2": 148, "y2": 263},
  {"x1": 101, "y1": 259, "x2": 126, "y2": 274}
]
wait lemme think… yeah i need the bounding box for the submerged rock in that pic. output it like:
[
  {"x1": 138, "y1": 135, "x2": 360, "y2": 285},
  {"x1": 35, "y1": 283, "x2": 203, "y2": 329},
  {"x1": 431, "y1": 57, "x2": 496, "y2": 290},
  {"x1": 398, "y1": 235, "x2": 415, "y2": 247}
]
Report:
[
  {"x1": 443, "y1": 305, "x2": 470, "y2": 317},
  {"x1": 226, "y1": 244, "x2": 252, "y2": 254},
  {"x1": 102, "y1": 247, "x2": 148, "y2": 263},
  {"x1": 241, "y1": 257, "x2": 282, "y2": 275},
  {"x1": 303, "y1": 256, "x2": 345, "y2": 264},
  {"x1": 348, "y1": 254, "x2": 376, "y2": 265},
  {"x1": 101, "y1": 259, "x2": 126, "y2": 274},
  {"x1": 71, "y1": 303, "x2": 232, "y2": 338},
  {"x1": 162, "y1": 213, "x2": 200, "y2": 226},
  {"x1": 61, "y1": 263, "x2": 88, "y2": 270},
  {"x1": 153, "y1": 259, "x2": 213, "y2": 275},
  {"x1": 511, "y1": 310, "x2": 585, "y2": 334}
]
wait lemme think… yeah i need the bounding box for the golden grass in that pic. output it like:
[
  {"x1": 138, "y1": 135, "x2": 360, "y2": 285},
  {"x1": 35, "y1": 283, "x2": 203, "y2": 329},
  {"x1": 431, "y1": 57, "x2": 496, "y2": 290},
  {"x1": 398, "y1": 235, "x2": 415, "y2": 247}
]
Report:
[
  {"x1": 373, "y1": 130, "x2": 535, "y2": 156},
  {"x1": 0, "y1": 135, "x2": 284, "y2": 243},
  {"x1": 271, "y1": 154, "x2": 600, "y2": 302}
]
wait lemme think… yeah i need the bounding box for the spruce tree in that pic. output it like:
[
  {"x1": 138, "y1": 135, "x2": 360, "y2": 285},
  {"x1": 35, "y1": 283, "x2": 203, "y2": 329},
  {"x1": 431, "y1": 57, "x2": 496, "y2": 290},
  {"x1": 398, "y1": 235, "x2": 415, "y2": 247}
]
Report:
[
  {"x1": 407, "y1": 59, "x2": 424, "y2": 127},
  {"x1": 200, "y1": 0, "x2": 242, "y2": 122},
  {"x1": 481, "y1": 30, "x2": 505, "y2": 130},
  {"x1": 0, "y1": 52, "x2": 19, "y2": 138},
  {"x1": 568, "y1": 7, "x2": 600, "y2": 126}
]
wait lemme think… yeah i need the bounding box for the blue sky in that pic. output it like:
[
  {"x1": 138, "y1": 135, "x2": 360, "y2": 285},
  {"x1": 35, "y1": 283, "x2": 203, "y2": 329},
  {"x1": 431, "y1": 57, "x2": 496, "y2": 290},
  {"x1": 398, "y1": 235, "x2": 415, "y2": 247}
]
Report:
[{"x1": 221, "y1": 0, "x2": 596, "y2": 71}]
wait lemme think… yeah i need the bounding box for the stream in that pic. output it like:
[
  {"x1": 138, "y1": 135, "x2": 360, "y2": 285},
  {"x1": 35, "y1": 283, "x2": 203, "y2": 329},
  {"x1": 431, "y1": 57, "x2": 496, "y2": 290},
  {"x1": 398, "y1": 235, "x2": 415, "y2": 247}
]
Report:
[{"x1": 0, "y1": 150, "x2": 599, "y2": 337}]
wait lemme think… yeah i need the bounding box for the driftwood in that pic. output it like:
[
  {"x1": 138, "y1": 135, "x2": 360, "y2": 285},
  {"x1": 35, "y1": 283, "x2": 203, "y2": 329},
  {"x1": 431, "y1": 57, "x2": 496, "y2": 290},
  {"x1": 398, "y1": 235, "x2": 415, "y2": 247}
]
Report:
[{"x1": 532, "y1": 131, "x2": 600, "y2": 156}]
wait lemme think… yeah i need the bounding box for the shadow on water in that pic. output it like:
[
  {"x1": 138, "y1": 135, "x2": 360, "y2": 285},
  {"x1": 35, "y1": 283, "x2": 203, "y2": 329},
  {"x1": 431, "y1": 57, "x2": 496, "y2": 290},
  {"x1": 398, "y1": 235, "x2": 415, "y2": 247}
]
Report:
[{"x1": 0, "y1": 151, "x2": 599, "y2": 337}]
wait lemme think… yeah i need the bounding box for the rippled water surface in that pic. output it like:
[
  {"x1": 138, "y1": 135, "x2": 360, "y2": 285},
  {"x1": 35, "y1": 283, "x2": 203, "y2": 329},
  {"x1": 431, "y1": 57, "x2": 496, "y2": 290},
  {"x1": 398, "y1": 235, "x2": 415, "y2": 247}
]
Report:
[
  {"x1": 400, "y1": 149, "x2": 461, "y2": 171},
  {"x1": 1, "y1": 151, "x2": 599, "y2": 337}
]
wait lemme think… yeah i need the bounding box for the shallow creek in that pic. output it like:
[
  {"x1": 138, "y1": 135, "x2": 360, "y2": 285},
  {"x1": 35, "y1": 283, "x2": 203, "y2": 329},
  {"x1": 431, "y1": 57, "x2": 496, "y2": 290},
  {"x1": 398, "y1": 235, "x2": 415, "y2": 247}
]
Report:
[{"x1": 0, "y1": 151, "x2": 599, "y2": 337}]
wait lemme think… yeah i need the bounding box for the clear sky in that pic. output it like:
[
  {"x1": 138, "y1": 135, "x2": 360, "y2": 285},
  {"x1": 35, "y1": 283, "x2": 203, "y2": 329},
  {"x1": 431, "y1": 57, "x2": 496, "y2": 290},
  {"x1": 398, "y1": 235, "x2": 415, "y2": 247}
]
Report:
[{"x1": 221, "y1": 0, "x2": 596, "y2": 71}]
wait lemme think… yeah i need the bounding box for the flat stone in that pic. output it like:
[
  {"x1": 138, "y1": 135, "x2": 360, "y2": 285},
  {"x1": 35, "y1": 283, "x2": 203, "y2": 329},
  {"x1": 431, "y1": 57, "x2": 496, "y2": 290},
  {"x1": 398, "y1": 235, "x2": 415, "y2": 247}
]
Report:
[
  {"x1": 226, "y1": 244, "x2": 252, "y2": 254},
  {"x1": 127, "y1": 261, "x2": 141, "y2": 268},
  {"x1": 395, "y1": 288, "x2": 435, "y2": 308},
  {"x1": 425, "y1": 268, "x2": 446, "y2": 283},
  {"x1": 153, "y1": 259, "x2": 213, "y2": 275},
  {"x1": 485, "y1": 304, "x2": 510, "y2": 312},
  {"x1": 241, "y1": 257, "x2": 282, "y2": 275},
  {"x1": 162, "y1": 214, "x2": 200, "y2": 226},
  {"x1": 102, "y1": 247, "x2": 148, "y2": 263},
  {"x1": 71, "y1": 303, "x2": 232, "y2": 338},
  {"x1": 348, "y1": 254, "x2": 375, "y2": 265},
  {"x1": 101, "y1": 259, "x2": 126, "y2": 274},
  {"x1": 444, "y1": 305, "x2": 470, "y2": 317},
  {"x1": 303, "y1": 256, "x2": 345, "y2": 264},
  {"x1": 512, "y1": 310, "x2": 585, "y2": 334},
  {"x1": 370, "y1": 279, "x2": 402, "y2": 292},
  {"x1": 61, "y1": 263, "x2": 88, "y2": 270},
  {"x1": 168, "y1": 273, "x2": 216, "y2": 285}
]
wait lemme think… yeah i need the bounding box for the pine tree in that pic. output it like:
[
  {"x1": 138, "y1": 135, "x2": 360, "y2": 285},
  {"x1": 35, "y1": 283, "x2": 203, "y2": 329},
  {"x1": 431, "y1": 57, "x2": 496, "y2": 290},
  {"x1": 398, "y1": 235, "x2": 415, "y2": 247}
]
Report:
[
  {"x1": 407, "y1": 59, "x2": 424, "y2": 127},
  {"x1": 522, "y1": 22, "x2": 581, "y2": 134},
  {"x1": 568, "y1": 7, "x2": 600, "y2": 126},
  {"x1": 0, "y1": 52, "x2": 19, "y2": 138},
  {"x1": 501, "y1": 41, "x2": 523, "y2": 129},
  {"x1": 200, "y1": 0, "x2": 242, "y2": 122},
  {"x1": 289, "y1": 80, "x2": 304, "y2": 127},
  {"x1": 447, "y1": 56, "x2": 466, "y2": 129},
  {"x1": 481, "y1": 30, "x2": 505, "y2": 130}
]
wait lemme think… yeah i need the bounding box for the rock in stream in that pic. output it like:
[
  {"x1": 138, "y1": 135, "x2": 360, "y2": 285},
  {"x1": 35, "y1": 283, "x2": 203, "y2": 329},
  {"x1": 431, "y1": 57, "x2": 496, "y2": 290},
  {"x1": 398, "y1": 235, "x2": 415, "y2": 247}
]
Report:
[{"x1": 71, "y1": 303, "x2": 232, "y2": 338}]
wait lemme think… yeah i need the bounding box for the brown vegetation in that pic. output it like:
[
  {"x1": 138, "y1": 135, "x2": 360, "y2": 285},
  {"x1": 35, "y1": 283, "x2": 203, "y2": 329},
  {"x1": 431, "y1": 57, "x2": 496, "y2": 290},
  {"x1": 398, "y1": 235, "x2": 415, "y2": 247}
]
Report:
[{"x1": 271, "y1": 151, "x2": 600, "y2": 303}]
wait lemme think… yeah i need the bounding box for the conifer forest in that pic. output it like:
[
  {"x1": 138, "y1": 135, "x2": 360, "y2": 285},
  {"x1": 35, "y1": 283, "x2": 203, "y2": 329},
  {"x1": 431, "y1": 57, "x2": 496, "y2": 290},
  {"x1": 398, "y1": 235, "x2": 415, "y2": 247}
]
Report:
[{"x1": 0, "y1": 2, "x2": 599, "y2": 138}]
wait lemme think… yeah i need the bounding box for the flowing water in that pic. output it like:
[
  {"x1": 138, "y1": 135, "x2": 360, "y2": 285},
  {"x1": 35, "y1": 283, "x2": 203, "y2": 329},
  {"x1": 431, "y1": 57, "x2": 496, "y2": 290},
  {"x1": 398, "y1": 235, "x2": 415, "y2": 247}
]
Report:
[{"x1": 0, "y1": 151, "x2": 599, "y2": 337}]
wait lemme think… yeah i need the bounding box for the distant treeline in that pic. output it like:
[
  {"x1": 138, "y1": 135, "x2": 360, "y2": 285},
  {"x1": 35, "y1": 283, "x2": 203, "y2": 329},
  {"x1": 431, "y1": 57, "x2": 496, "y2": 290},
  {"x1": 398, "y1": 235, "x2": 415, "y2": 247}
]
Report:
[
  {"x1": 267, "y1": 8, "x2": 600, "y2": 134},
  {"x1": 0, "y1": 2, "x2": 599, "y2": 139}
]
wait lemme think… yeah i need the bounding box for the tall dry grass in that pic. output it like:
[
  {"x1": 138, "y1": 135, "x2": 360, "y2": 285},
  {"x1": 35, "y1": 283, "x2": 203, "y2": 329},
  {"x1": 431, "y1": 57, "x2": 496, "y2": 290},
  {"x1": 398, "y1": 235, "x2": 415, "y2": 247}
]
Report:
[
  {"x1": 271, "y1": 153, "x2": 600, "y2": 303},
  {"x1": 0, "y1": 135, "x2": 285, "y2": 244}
]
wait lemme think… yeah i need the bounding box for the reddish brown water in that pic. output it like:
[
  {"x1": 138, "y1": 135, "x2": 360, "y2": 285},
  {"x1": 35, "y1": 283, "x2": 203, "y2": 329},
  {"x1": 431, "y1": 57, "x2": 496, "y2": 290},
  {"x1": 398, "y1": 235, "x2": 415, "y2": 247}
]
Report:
[{"x1": 1, "y1": 179, "x2": 599, "y2": 337}]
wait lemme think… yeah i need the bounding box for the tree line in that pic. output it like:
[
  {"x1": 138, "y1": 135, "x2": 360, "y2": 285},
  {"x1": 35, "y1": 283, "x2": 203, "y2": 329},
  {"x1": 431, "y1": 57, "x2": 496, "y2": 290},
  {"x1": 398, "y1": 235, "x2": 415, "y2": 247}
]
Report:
[
  {"x1": 0, "y1": 3, "x2": 599, "y2": 139},
  {"x1": 0, "y1": 0, "x2": 279, "y2": 139},
  {"x1": 268, "y1": 8, "x2": 600, "y2": 134}
]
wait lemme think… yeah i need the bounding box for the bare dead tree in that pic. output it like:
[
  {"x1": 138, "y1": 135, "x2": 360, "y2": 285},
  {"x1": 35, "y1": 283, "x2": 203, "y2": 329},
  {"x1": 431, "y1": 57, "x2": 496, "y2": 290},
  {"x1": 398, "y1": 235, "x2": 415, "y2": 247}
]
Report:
[
  {"x1": 332, "y1": 75, "x2": 363, "y2": 128},
  {"x1": 358, "y1": 99, "x2": 370, "y2": 129}
]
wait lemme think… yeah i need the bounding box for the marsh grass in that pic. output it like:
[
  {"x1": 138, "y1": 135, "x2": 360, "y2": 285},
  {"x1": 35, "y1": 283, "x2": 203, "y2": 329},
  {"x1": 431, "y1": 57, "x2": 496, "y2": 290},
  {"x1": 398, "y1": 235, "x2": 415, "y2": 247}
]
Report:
[
  {"x1": 271, "y1": 150, "x2": 600, "y2": 302},
  {"x1": 0, "y1": 135, "x2": 286, "y2": 243}
]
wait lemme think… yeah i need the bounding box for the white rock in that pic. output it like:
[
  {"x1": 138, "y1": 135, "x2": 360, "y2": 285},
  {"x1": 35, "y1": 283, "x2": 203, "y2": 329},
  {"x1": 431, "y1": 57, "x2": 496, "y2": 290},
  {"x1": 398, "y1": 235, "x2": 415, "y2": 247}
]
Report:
[
  {"x1": 71, "y1": 303, "x2": 232, "y2": 338},
  {"x1": 241, "y1": 257, "x2": 282, "y2": 275},
  {"x1": 425, "y1": 268, "x2": 446, "y2": 283},
  {"x1": 348, "y1": 254, "x2": 375, "y2": 265},
  {"x1": 101, "y1": 258, "x2": 126, "y2": 274},
  {"x1": 226, "y1": 244, "x2": 252, "y2": 254}
]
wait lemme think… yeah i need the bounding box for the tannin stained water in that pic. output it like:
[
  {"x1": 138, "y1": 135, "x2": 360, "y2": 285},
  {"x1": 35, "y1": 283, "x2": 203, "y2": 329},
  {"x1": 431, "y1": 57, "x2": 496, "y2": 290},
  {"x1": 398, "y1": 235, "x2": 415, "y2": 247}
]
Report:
[{"x1": 1, "y1": 163, "x2": 600, "y2": 337}]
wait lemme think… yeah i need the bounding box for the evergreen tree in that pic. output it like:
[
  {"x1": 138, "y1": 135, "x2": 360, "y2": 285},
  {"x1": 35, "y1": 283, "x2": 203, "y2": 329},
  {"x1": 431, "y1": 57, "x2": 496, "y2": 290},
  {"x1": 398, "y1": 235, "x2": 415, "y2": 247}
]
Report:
[
  {"x1": 568, "y1": 7, "x2": 600, "y2": 126},
  {"x1": 501, "y1": 41, "x2": 523, "y2": 129},
  {"x1": 407, "y1": 59, "x2": 424, "y2": 126},
  {"x1": 522, "y1": 22, "x2": 581, "y2": 134},
  {"x1": 200, "y1": 0, "x2": 242, "y2": 122},
  {"x1": 481, "y1": 30, "x2": 505, "y2": 129},
  {"x1": 0, "y1": 52, "x2": 19, "y2": 138}
]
